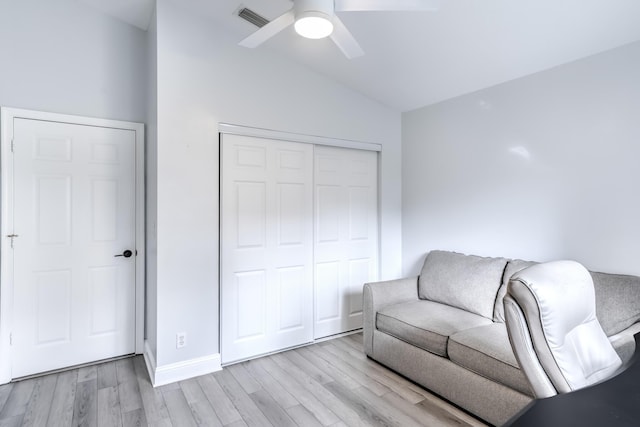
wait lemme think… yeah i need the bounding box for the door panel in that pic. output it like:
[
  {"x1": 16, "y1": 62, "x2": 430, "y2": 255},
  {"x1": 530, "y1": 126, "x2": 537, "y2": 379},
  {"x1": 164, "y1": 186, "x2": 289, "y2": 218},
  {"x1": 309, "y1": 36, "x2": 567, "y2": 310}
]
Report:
[
  {"x1": 277, "y1": 184, "x2": 306, "y2": 245},
  {"x1": 315, "y1": 261, "x2": 341, "y2": 322},
  {"x1": 348, "y1": 258, "x2": 371, "y2": 316},
  {"x1": 36, "y1": 176, "x2": 71, "y2": 244},
  {"x1": 316, "y1": 186, "x2": 341, "y2": 242},
  {"x1": 12, "y1": 118, "x2": 136, "y2": 378},
  {"x1": 314, "y1": 146, "x2": 379, "y2": 339},
  {"x1": 235, "y1": 270, "x2": 267, "y2": 340},
  {"x1": 88, "y1": 266, "x2": 119, "y2": 335},
  {"x1": 35, "y1": 269, "x2": 71, "y2": 345},
  {"x1": 91, "y1": 179, "x2": 118, "y2": 241},
  {"x1": 236, "y1": 182, "x2": 266, "y2": 248},
  {"x1": 221, "y1": 134, "x2": 314, "y2": 364},
  {"x1": 277, "y1": 266, "x2": 306, "y2": 331}
]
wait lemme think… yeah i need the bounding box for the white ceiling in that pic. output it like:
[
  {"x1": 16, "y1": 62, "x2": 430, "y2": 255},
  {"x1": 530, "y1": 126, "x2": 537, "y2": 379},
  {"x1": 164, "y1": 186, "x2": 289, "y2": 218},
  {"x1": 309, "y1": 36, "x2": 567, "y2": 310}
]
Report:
[
  {"x1": 78, "y1": 0, "x2": 155, "y2": 30},
  {"x1": 81, "y1": 0, "x2": 640, "y2": 112}
]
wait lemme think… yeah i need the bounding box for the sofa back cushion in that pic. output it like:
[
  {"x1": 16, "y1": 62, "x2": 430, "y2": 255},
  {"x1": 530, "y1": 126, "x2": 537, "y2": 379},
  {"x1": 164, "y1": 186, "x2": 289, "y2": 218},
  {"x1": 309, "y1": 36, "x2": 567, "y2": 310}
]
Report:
[
  {"x1": 592, "y1": 271, "x2": 640, "y2": 336},
  {"x1": 418, "y1": 250, "x2": 507, "y2": 319},
  {"x1": 494, "y1": 259, "x2": 537, "y2": 322}
]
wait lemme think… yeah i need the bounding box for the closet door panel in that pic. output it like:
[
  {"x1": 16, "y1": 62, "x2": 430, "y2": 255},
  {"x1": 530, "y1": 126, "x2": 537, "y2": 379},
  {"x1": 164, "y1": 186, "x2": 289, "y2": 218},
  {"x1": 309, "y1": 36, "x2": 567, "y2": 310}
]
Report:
[
  {"x1": 315, "y1": 261, "x2": 341, "y2": 323},
  {"x1": 236, "y1": 182, "x2": 266, "y2": 248},
  {"x1": 348, "y1": 258, "x2": 371, "y2": 315},
  {"x1": 314, "y1": 146, "x2": 379, "y2": 339},
  {"x1": 221, "y1": 135, "x2": 313, "y2": 364},
  {"x1": 277, "y1": 266, "x2": 306, "y2": 331},
  {"x1": 235, "y1": 270, "x2": 267, "y2": 340}
]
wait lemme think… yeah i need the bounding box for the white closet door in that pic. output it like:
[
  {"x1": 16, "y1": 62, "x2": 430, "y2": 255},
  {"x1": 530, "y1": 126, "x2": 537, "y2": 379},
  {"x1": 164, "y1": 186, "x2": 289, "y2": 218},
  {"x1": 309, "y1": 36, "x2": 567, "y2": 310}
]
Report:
[
  {"x1": 221, "y1": 134, "x2": 314, "y2": 364},
  {"x1": 314, "y1": 146, "x2": 379, "y2": 339}
]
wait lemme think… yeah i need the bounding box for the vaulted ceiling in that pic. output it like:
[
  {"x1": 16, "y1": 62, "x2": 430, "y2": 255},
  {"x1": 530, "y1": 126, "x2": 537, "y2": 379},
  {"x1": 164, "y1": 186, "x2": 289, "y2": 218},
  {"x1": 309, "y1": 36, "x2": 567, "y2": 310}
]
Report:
[{"x1": 79, "y1": 0, "x2": 640, "y2": 112}]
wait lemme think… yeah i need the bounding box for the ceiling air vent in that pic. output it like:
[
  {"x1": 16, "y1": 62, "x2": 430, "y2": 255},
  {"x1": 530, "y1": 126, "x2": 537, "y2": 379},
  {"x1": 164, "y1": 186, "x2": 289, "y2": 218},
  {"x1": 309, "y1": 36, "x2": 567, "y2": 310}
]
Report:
[{"x1": 238, "y1": 7, "x2": 269, "y2": 28}]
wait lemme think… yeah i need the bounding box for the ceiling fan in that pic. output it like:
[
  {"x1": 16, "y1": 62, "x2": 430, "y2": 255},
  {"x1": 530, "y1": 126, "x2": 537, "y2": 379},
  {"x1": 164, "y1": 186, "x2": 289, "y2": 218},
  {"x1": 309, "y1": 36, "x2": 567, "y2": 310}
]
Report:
[{"x1": 239, "y1": 0, "x2": 440, "y2": 59}]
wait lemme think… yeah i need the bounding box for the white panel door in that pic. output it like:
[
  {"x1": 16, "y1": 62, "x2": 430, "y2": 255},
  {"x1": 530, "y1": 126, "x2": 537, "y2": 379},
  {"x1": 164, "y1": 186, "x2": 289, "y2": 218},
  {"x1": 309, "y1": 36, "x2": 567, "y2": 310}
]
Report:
[
  {"x1": 314, "y1": 146, "x2": 378, "y2": 339},
  {"x1": 221, "y1": 134, "x2": 314, "y2": 364},
  {"x1": 11, "y1": 118, "x2": 136, "y2": 378}
]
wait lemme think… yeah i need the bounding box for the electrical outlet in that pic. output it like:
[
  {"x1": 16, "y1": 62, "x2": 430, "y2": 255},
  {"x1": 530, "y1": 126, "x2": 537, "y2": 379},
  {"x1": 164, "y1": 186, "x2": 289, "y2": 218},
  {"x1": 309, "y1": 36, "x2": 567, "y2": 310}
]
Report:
[{"x1": 176, "y1": 332, "x2": 187, "y2": 349}]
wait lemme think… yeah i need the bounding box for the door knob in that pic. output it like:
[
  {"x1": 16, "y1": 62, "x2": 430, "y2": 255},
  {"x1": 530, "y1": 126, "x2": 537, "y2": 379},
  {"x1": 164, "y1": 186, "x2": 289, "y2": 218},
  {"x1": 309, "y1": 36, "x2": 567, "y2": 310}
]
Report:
[{"x1": 115, "y1": 250, "x2": 133, "y2": 258}]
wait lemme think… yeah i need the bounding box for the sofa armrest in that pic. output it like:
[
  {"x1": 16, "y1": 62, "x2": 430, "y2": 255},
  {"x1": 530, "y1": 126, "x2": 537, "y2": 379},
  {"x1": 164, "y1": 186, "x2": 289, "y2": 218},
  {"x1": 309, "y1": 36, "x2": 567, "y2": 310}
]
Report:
[{"x1": 362, "y1": 277, "x2": 419, "y2": 356}]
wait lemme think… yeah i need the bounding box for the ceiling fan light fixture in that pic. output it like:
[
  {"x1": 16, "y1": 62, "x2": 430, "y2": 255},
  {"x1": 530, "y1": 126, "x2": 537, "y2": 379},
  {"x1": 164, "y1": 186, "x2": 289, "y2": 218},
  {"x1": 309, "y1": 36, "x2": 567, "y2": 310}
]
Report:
[
  {"x1": 240, "y1": 0, "x2": 436, "y2": 58},
  {"x1": 294, "y1": 11, "x2": 334, "y2": 39}
]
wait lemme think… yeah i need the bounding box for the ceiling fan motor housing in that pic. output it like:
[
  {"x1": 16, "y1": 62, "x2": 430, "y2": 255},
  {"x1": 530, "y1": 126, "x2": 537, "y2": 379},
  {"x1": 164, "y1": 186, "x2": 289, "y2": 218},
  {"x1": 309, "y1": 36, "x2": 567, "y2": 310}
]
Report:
[{"x1": 294, "y1": 0, "x2": 335, "y2": 18}]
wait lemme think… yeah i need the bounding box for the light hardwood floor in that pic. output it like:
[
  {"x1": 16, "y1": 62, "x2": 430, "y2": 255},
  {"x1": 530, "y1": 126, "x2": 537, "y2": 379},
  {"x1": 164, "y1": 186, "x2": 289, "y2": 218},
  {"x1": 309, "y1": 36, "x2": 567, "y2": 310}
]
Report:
[{"x1": 0, "y1": 333, "x2": 487, "y2": 427}]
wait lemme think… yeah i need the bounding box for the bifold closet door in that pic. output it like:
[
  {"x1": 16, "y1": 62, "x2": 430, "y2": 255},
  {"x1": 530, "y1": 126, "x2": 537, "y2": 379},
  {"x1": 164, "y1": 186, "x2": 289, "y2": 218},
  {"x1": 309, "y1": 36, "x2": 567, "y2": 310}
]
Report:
[
  {"x1": 220, "y1": 134, "x2": 314, "y2": 364},
  {"x1": 314, "y1": 146, "x2": 379, "y2": 339}
]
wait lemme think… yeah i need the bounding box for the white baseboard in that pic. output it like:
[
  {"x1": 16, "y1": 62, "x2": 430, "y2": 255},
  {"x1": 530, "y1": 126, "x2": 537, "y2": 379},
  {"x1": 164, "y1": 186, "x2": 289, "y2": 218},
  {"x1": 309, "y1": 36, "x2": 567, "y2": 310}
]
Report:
[{"x1": 143, "y1": 340, "x2": 222, "y2": 387}]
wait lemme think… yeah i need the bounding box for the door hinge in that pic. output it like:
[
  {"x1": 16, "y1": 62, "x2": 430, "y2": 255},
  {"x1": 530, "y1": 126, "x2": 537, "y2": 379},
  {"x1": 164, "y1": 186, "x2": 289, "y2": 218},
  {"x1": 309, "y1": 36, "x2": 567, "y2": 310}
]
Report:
[
  {"x1": 7, "y1": 234, "x2": 18, "y2": 248},
  {"x1": 9, "y1": 333, "x2": 12, "y2": 346},
  {"x1": 11, "y1": 137, "x2": 14, "y2": 152}
]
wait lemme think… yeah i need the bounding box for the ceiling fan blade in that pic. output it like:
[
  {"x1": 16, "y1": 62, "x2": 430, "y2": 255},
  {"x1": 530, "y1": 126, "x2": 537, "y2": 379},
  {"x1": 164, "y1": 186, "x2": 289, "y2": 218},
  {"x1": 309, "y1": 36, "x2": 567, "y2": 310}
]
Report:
[
  {"x1": 239, "y1": 10, "x2": 295, "y2": 48},
  {"x1": 335, "y1": 0, "x2": 440, "y2": 12},
  {"x1": 330, "y1": 16, "x2": 364, "y2": 59}
]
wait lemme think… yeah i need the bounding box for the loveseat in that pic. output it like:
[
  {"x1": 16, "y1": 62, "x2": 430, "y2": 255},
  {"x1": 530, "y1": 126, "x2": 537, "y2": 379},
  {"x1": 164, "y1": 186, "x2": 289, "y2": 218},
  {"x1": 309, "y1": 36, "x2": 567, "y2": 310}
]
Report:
[{"x1": 363, "y1": 250, "x2": 640, "y2": 426}]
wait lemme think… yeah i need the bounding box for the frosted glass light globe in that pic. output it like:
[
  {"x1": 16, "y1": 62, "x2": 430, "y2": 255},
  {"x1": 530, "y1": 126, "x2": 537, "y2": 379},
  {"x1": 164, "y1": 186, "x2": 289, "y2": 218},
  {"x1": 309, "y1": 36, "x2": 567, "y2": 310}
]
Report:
[{"x1": 294, "y1": 12, "x2": 334, "y2": 39}]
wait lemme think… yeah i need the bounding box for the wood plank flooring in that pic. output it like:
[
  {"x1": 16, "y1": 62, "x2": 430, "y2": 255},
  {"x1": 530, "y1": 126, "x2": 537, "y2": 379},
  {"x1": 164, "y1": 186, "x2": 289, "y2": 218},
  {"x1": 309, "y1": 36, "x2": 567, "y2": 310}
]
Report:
[{"x1": 0, "y1": 333, "x2": 488, "y2": 427}]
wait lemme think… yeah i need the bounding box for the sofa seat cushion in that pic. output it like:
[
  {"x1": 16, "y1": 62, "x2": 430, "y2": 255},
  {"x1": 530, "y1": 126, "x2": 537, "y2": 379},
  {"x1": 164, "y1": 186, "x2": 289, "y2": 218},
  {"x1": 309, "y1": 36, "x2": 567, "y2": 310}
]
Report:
[
  {"x1": 419, "y1": 250, "x2": 508, "y2": 319},
  {"x1": 376, "y1": 300, "x2": 492, "y2": 357},
  {"x1": 449, "y1": 323, "x2": 531, "y2": 395}
]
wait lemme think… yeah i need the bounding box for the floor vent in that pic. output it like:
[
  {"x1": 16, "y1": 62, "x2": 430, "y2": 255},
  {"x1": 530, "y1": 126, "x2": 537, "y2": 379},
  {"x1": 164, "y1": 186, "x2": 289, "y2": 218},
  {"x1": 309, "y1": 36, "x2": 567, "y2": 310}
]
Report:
[{"x1": 238, "y1": 7, "x2": 269, "y2": 28}]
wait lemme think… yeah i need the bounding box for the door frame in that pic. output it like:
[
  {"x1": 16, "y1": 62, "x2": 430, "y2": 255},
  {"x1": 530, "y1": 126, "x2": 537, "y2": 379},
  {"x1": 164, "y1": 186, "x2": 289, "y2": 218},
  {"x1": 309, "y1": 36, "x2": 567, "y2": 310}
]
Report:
[{"x1": 0, "y1": 107, "x2": 145, "y2": 384}]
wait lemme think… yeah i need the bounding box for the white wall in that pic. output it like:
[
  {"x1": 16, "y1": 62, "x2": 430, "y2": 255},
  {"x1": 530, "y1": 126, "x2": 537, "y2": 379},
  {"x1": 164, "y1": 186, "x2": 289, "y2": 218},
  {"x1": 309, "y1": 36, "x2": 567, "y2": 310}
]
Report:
[
  {"x1": 402, "y1": 41, "x2": 640, "y2": 276},
  {"x1": 150, "y1": 0, "x2": 401, "y2": 368},
  {"x1": 0, "y1": 0, "x2": 146, "y2": 123},
  {"x1": 145, "y1": 5, "x2": 158, "y2": 360}
]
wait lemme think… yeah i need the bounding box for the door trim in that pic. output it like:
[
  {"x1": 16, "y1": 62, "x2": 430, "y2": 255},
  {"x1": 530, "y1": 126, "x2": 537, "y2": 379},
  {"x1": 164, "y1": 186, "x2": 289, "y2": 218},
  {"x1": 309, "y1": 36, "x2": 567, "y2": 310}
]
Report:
[
  {"x1": 0, "y1": 107, "x2": 145, "y2": 384},
  {"x1": 219, "y1": 123, "x2": 382, "y2": 152}
]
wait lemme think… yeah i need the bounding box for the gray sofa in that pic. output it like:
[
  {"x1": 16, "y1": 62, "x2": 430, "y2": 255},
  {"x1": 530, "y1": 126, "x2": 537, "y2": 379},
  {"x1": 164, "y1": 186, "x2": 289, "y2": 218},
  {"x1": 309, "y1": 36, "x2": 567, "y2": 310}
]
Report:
[{"x1": 363, "y1": 250, "x2": 640, "y2": 426}]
